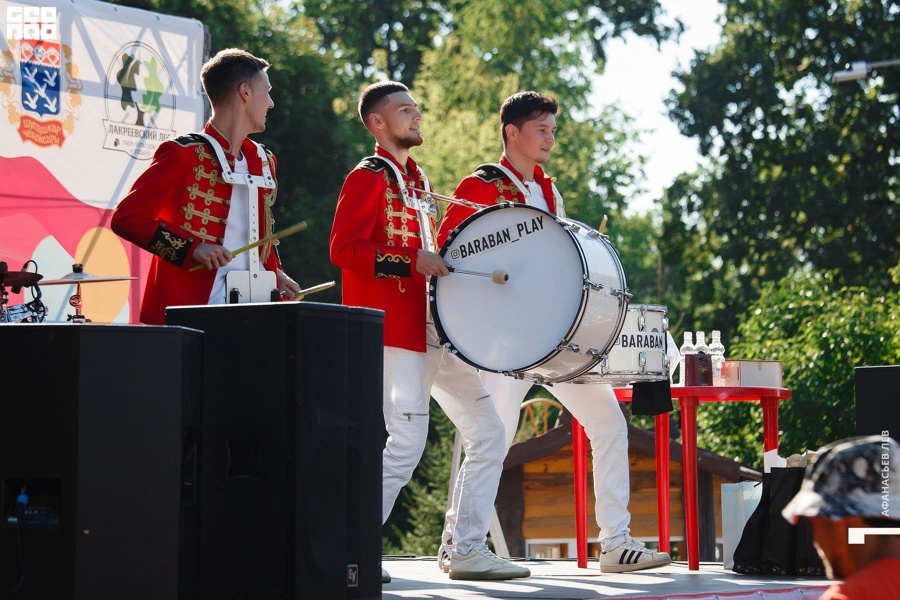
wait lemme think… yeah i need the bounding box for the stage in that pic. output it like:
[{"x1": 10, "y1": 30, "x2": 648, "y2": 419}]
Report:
[{"x1": 381, "y1": 556, "x2": 831, "y2": 600}]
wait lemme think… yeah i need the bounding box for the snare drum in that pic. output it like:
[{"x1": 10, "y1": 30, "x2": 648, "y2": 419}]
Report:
[
  {"x1": 572, "y1": 303, "x2": 669, "y2": 384},
  {"x1": 431, "y1": 203, "x2": 629, "y2": 384}
]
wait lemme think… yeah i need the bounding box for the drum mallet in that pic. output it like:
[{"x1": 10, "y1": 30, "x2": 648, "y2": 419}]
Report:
[{"x1": 448, "y1": 266, "x2": 509, "y2": 284}]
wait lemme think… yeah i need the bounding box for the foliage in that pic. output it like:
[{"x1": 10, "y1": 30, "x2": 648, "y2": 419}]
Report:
[
  {"x1": 696, "y1": 269, "x2": 900, "y2": 469},
  {"x1": 663, "y1": 0, "x2": 900, "y2": 342}
]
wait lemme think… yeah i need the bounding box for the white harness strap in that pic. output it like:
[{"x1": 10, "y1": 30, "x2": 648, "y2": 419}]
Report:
[
  {"x1": 371, "y1": 156, "x2": 437, "y2": 252},
  {"x1": 198, "y1": 133, "x2": 277, "y2": 303},
  {"x1": 483, "y1": 162, "x2": 566, "y2": 219}
]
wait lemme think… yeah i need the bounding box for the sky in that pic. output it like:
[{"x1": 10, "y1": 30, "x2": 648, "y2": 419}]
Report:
[{"x1": 589, "y1": 0, "x2": 724, "y2": 215}]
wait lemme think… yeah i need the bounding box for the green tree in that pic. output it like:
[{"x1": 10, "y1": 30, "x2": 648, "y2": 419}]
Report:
[
  {"x1": 663, "y1": 0, "x2": 900, "y2": 341},
  {"x1": 696, "y1": 269, "x2": 900, "y2": 469}
]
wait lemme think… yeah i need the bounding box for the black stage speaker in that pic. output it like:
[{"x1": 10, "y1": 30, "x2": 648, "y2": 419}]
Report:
[
  {"x1": 855, "y1": 365, "x2": 900, "y2": 439},
  {"x1": 166, "y1": 302, "x2": 383, "y2": 600},
  {"x1": 0, "y1": 324, "x2": 202, "y2": 600}
]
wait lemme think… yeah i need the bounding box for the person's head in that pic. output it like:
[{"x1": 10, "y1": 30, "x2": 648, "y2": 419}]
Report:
[
  {"x1": 201, "y1": 49, "x2": 273, "y2": 129},
  {"x1": 358, "y1": 81, "x2": 423, "y2": 150},
  {"x1": 783, "y1": 435, "x2": 900, "y2": 579},
  {"x1": 499, "y1": 91, "x2": 558, "y2": 166}
]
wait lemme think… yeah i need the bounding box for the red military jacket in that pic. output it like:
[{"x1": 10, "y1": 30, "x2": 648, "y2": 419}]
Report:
[
  {"x1": 437, "y1": 155, "x2": 560, "y2": 248},
  {"x1": 330, "y1": 146, "x2": 434, "y2": 352},
  {"x1": 112, "y1": 122, "x2": 283, "y2": 325}
]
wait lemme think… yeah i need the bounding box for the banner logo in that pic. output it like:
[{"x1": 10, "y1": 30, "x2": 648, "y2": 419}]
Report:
[
  {"x1": 5, "y1": 6, "x2": 59, "y2": 41},
  {"x1": 0, "y1": 38, "x2": 80, "y2": 148},
  {"x1": 102, "y1": 42, "x2": 177, "y2": 160}
]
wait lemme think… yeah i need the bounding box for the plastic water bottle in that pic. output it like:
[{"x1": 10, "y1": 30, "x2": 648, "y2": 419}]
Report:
[
  {"x1": 710, "y1": 330, "x2": 726, "y2": 385},
  {"x1": 678, "y1": 331, "x2": 696, "y2": 385},
  {"x1": 694, "y1": 331, "x2": 710, "y2": 355}
]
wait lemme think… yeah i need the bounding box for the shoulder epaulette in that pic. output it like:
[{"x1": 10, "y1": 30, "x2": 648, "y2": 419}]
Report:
[
  {"x1": 358, "y1": 156, "x2": 389, "y2": 173},
  {"x1": 171, "y1": 132, "x2": 207, "y2": 148},
  {"x1": 472, "y1": 164, "x2": 506, "y2": 183}
]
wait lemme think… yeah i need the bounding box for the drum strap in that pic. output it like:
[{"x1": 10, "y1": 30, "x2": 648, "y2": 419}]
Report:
[
  {"x1": 369, "y1": 156, "x2": 437, "y2": 252},
  {"x1": 197, "y1": 133, "x2": 277, "y2": 301},
  {"x1": 482, "y1": 163, "x2": 566, "y2": 218}
]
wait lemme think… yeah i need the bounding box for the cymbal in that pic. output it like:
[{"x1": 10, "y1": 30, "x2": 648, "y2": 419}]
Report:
[
  {"x1": 0, "y1": 271, "x2": 43, "y2": 287},
  {"x1": 39, "y1": 271, "x2": 137, "y2": 285}
]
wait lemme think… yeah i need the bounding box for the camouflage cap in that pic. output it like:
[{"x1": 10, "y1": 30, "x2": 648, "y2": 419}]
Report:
[{"x1": 782, "y1": 435, "x2": 900, "y2": 524}]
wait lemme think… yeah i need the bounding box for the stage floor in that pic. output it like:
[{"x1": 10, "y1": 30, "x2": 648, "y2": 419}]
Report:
[{"x1": 381, "y1": 556, "x2": 832, "y2": 600}]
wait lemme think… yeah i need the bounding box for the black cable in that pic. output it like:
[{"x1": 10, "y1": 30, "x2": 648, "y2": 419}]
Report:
[{"x1": 3, "y1": 491, "x2": 29, "y2": 599}]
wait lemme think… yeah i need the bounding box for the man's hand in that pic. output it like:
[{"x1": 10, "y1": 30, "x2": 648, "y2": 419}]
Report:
[
  {"x1": 192, "y1": 243, "x2": 233, "y2": 270},
  {"x1": 277, "y1": 269, "x2": 303, "y2": 301},
  {"x1": 415, "y1": 250, "x2": 450, "y2": 277}
]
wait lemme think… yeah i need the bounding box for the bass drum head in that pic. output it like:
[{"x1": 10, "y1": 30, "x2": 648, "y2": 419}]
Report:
[{"x1": 431, "y1": 203, "x2": 585, "y2": 373}]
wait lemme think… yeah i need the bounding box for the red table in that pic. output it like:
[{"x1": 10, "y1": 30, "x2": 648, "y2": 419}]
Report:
[{"x1": 572, "y1": 385, "x2": 791, "y2": 570}]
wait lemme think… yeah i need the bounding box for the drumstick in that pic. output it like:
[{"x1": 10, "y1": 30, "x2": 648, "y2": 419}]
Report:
[
  {"x1": 292, "y1": 280, "x2": 336, "y2": 298},
  {"x1": 448, "y1": 267, "x2": 509, "y2": 284},
  {"x1": 598, "y1": 214, "x2": 608, "y2": 234},
  {"x1": 188, "y1": 221, "x2": 307, "y2": 272},
  {"x1": 407, "y1": 187, "x2": 489, "y2": 211}
]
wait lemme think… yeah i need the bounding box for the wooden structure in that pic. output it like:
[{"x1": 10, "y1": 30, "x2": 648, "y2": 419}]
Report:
[{"x1": 495, "y1": 410, "x2": 761, "y2": 560}]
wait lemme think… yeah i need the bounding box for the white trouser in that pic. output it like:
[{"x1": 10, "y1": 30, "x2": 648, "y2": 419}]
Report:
[
  {"x1": 480, "y1": 372, "x2": 632, "y2": 549},
  {"x1": 382, "y1": 323, "x2": 506, "y2": 554}
]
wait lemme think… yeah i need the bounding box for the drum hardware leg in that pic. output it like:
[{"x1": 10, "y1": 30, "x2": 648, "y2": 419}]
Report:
[{"x1": 447, "y1": 267, "x2": 509, "y2": 284}]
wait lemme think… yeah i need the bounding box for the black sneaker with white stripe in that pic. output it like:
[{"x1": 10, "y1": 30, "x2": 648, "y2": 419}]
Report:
[{"x1": 600, "y1": 537, "x2": 672, "y2": 573}]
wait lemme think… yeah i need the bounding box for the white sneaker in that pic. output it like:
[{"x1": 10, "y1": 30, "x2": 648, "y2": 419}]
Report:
[
  {"x1": 449, "y1": 544, "x2": 531, "y2": 580},
  {"x1": 381, "y1": 567, "x2": 391, "y2": 583},
  {"x1": 438, "y1": 542, "x2": 452, "y2": 573},
  {"x1": 600, "y1": 537, "x2": 672, "y2": 573}
]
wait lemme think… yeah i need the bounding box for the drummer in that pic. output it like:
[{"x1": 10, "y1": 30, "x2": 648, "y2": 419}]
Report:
[
  {"x1": 111, "y1": 49, "x2": 301, "y2": 325},
  {"x1": 436, "y1": 91, "x2": 672, "y2": 574},
  {"x1": 329, "y1": 81, "x2": 529, "y2": 583}
]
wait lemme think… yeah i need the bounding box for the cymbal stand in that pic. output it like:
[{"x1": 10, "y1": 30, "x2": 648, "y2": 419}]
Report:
[
  {"x1": 64, "y1": 263, "x2": 90, "y2": 323},
  {"x1": 0, "y1": 262, "x2": 11, "y2": 323},
  {"x1": 66, "y1": 282, "x2": 89, "y2": 323}
]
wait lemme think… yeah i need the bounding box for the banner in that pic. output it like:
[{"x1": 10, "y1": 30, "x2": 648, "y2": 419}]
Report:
[{"x1": 1, "y1": 0, "x2": 206, "y2": 322}]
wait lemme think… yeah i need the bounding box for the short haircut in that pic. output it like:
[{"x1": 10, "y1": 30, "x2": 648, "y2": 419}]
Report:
[
  {"x1": 499, "y1": 91, "x2": 559, "y2": 144},
  {"x1": 201, "y1": 48, "x2": 270, "y2": 107},
  {"x1": 358, "y1": 81, "x2": 409, "y2": 125}
]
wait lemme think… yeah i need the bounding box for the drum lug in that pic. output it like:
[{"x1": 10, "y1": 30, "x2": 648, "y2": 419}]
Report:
[
  {"x1": 611, "y1": 287, "x2": 632, "y2": 300},
  {"x1": 583, "y1": 277, "x2": 604, "y2": 291},
  {"x1": 558, "y1": 341, "x2": 580, "y2": 353},
  {"x1": 566, "y1": 222, "x2": 581, "y2": 233},
  {"x1": 638, "y1": 314, "x2": 646, "y2": 331},
  {"x1": 662, "y1": 316, "x2": 669, "y2": 332},
  {"x1": 638, "y1": 352, "x2": 647, "y2": 370},
  {"x1": 586, "y1": 229, "x2": 601, "y2": 239},
  {"x1": 586, "y1": 348, "x2": 602, "y2": 357}
]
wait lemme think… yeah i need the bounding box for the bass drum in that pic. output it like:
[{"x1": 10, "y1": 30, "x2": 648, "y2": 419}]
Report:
[
  {"x1": 431, "y1": 203, "x2": 629, "y2": 384},
  {"x1": 571, "y1": 303, "x2": 670, "y2": 385}
]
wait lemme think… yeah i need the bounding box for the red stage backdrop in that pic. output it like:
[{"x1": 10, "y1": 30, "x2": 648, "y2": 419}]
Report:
[{"x1": 1, "y1": 0, "x2": 206, "y2": 322}]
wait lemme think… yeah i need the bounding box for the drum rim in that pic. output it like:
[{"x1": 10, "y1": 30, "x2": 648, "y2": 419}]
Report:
[{"x1": 431, "y1": 202, "x2": 610, "y2": 378}]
